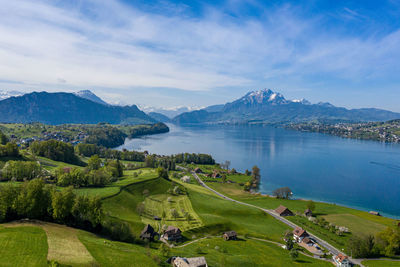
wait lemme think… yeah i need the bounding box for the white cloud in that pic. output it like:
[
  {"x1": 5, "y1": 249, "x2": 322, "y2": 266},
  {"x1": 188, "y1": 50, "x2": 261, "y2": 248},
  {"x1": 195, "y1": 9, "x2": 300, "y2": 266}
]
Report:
[{"x1": 0, "y1": 0, "x2": 399, "y2": 107}]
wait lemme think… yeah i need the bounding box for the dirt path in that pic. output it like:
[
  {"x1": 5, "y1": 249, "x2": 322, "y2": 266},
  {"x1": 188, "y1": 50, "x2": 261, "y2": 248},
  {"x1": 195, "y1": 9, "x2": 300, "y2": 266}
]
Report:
[{"x1": 4, "y1": 220, "x2": 94, "y2": 266}]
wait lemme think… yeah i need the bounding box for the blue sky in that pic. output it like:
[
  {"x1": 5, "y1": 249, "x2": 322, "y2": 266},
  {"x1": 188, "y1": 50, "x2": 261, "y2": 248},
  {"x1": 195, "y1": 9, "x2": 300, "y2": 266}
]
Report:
[{"x1": 0, "y1": 0, "x2": 399, "y2": 111}]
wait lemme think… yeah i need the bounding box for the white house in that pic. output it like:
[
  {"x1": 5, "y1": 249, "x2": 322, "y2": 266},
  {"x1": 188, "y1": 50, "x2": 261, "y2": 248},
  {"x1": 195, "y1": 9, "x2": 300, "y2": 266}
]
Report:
[{"x1": 333, "y1": 254, "x2": 351, "y2": 267}]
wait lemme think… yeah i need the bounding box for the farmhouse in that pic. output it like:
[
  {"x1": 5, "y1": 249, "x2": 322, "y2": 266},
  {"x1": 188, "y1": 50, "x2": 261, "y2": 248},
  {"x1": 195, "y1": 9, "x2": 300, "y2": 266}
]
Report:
[
  {"x1": 140, "y1": 224, "x2": 156, "y2": 241},
  {"x1": 223, "y1": 231, "x2": 237, "y2": 241},
  {"x1": 333, "y1": 254, "x2": 351, "y2": 267},
  {"x1": 304, "y1": 208, "x2": 313, "y2": 217},
  {"x1": 275, "y1": 205, "x2": 294, "y2": 216},
  {"x1": 163, "y1": 226, "x2": 182, "y2": 241},
  {"x1": 172, "y1": 256, "x2": 208, "y2": 267},
  {"x1": 194, "y1": 168, "x2": 203, "y2": 173},
  {"x1": 293, "y1": 227, "x2": 308, "y2": 242},
  {"x1": 211, "y1": 171, "x2": 221, "y2": 178},
  {"x1": 181, "y1": 176, "x2": 191, "y2": 183}
]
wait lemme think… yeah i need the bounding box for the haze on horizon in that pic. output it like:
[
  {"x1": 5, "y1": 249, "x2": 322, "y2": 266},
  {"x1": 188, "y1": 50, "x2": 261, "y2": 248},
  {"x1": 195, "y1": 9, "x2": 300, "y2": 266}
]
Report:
[{"x1": 0, "y1": 0, "x2": 399, "y2": 111}]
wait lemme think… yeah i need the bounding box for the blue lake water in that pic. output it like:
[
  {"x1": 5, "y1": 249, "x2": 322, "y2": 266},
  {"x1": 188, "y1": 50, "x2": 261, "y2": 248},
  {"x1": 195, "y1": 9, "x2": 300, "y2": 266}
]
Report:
[{"x1": 118, "y1": 124, "x2": 400, "y2": 218}]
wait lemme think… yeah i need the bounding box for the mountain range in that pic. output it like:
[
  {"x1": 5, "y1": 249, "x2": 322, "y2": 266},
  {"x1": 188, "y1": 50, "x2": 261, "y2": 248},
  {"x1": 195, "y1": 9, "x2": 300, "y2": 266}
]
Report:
[
  {"x1": 0, "y1": 91, "x2": 155, "y2": 125},
  {"x1": 173, "y1": 89, "x2": 400, "y2": 124}
]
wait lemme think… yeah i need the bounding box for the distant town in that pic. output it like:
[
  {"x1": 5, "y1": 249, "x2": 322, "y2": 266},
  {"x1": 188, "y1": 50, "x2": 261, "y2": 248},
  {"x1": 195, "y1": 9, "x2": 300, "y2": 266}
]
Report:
[{"x1": 285, "y1": 120, "x2": 400, "y2": 143}]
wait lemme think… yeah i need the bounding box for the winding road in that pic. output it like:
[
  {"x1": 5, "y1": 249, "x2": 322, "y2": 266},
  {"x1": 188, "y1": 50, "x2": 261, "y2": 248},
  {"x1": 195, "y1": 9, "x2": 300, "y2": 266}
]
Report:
[{"x1": 181, "y1": 167, "x2": 364, "y2": 266}]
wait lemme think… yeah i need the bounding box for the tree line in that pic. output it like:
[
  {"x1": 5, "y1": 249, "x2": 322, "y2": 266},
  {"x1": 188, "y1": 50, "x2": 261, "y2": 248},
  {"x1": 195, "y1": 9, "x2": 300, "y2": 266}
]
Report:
[
  {"x1": 75, "y1": 143, "x2": 145, "y2": 162},
  {"x1": 55, "y1": 156, "x2": 124, "y2": 187},
  {"x1": 30, "y1": 140, "x2": 83, "y2": 165},
  {"x1": 0, "y1": 178, "x2": 134, "y2": 243},
  {"x1": 347, "y1": 226, "x2": 400, "y2": 258}
]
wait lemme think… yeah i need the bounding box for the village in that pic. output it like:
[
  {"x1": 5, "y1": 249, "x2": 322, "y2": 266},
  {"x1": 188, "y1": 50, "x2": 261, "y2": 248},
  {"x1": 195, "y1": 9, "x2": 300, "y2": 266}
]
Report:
[{"x1": 286, "y1": 120, "x2": 400, "y2": 143}]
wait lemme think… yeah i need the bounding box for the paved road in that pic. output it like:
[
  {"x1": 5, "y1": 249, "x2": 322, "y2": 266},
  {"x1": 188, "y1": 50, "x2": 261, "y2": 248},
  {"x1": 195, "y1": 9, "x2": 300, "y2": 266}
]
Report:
[{"x1": 182, "y1": 168, "x2": 364, "y2": 266}]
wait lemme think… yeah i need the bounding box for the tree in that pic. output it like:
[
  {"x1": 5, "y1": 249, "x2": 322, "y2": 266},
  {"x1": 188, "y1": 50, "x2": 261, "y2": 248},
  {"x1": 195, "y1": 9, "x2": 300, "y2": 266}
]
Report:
[
  {"x1": 284, "y1": 230, "x2": 294, "y2": 250},
  {"x1": 221, "y1": 174, "x2": 227, "y2": 183},
  {"x1": 245, "y1": 169, "x2": 251, "y2": 176},
  {"x1": 87, "y1": 155, "x2": 101, "y2": 171},
  {"x1": 306, "y1": 200, "x2": 316, "y2": 212},
  {"x1": 157, "y1": 167, "x2": 169, "y2": 179},
  {"x1": 171, "y1": 208, "x2": 179, "y2": 220},
  {"x1": 136, "y1": 202, "x2": 145, "y2": 216},
  {"x1": 251, "y1": 165, "x2": 261, "y2": 186},
  {"x1": 51, "y1": 187, "x2": 75, "y2": 222},
  {"x1": 159, "y1": 243, "x2": 170, "y2": 257},
  {"x1": 186, "y1": 212, "x2": 192, "y2": 223},
  {"x1": 273, "y1": 187, "x2": 292, "y2": 199},
  {"x1": 0, "y1": 130, "x2": 8, "y2": 145},
  {"x1": 289, "y1": 248, "x2": 299, "y2": 260},
  {"x1": 347, "y1": 235, "x2": 377, "y2": 258},
  {"x1": 376, "y1": 226, "x2": 400, "y2": 257}
]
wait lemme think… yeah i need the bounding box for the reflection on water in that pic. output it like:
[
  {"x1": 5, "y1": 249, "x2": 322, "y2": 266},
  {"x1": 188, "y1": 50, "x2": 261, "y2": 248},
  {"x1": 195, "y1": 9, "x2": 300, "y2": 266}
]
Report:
[{"x1": 118, "y1": 123, "x2": 400, "y2": 218}]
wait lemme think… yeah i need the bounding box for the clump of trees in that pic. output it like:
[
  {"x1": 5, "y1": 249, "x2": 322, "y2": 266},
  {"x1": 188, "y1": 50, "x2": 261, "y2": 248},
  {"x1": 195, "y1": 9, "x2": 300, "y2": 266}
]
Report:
[
  {"x1": 273, "y1": 187, "x2": 293, "y2": 199},
  {"x1": 244, "y1": 165, "x2": 261, "y2": 191},
  {"x1": 157, "y1": 167, "x2": 169, "y2": 180},
  {"x1": 30, "y1": 140, "x2": 83, "y2": 165},
  {"x1": 84, "y1": 126, "x2": 127, "y2": 148},
  {"x1": 0, "y1": 142, "x2": 19, "y2": 158},
  {"x1": 0, "y1": 178, "x2": 134, "y2": 243},
  {"x1": 0, "y1": 130, "x2": 9, "y2": 145},
  {"x1": 127, "y1": 123, "x2": 169, "y2": 138},
  {"x1": 0, "y1": 161, "x2": 43, "y2": 181},
  {"x1": 75, "y1": 144, "x2": 145, "y2": 162},
  {"x1": 55, "y1": 156, "x2": 124, "y2": 187},
  {"x1": 174, "y1": 153, "x2": 215, "y2": 165}
]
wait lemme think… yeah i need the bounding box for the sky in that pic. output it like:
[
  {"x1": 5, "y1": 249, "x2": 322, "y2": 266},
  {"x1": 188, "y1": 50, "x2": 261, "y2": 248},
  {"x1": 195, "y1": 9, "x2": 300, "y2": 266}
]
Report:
[{"x1": 0, "y1": 0, "x2": 399, "y2": 111}]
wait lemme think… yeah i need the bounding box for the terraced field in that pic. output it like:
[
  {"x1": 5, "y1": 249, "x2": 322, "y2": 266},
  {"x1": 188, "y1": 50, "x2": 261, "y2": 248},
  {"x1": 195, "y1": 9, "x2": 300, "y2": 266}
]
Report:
[{"x1": 142, "y1": 194, "x2": 203, "y2": 231}]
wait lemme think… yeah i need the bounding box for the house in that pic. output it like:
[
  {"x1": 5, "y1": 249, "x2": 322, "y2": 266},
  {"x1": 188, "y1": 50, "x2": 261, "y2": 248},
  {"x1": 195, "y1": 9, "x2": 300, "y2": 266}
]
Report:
[
  {"x1": 172, "y1": 256, "x2": 208, "y2": 267},
  {"x1": 302, "y1": 237, "x2": 313, "y2": 245},
  {"x1": 293, "y1": 227, "x2": 308, "y2": 242},
  {"x1": 304, "y1": 208, "x2": 313, "y2": 217},
  {"x1": 333, "y1": 254, "x2": 351, "y2": 267},
  {"x1": 275, "y1": 205, "x2": 294, "y2": 216},
  {"x1": 163, "y1": 226, "x2": 182, "y2": 241},
  {"x1": 194, "y1": 168, "x2": 203, "y2": 174},
  {"x1": 369, "y1": 211, "x2": 381, "y2": 216},
  {"x1": 140, "y1": 224, "x2": 156, "y2": 241},
  {"x1": 181, "y1": 176, "x2": 191, "y2": 183},
  {"x1": 211, "y1": 171, "x2": 221, "y2": 178},
  {"x1": 223, "y1": 231, "x2": 237, "y2": 241}
]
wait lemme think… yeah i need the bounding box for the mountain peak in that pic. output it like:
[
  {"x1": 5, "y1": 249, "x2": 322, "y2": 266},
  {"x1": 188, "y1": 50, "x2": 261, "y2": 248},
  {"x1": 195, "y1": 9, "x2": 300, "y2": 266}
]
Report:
[
  {"x1": 74, "y1": 90, "x2": 108, "y2": 105},
  {"x1": 241, "y1": 89, "x2": 287, "y2": 105}
]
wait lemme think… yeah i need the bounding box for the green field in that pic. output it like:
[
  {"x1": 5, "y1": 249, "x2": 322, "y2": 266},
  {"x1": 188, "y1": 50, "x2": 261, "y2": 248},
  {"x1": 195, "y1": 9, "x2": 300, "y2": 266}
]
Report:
[
  {"x1": 78, "y1": 231, "x2": 158, "y2": 267},
  {"x1": 323, "y1": 213, "x2": 387, "y2": 236},
  {"x1": 172, "y1": 237, "x2": 332, "y2": 267},
  {"x1": 0, "y1": 226, "x2": 48, "y2": 266},
  {"x1": 142, "y1": 193, "x2": 203, "y2": 231},
  {"x1": 362, "y1": 260, "x2": 400, "y2": 267}
]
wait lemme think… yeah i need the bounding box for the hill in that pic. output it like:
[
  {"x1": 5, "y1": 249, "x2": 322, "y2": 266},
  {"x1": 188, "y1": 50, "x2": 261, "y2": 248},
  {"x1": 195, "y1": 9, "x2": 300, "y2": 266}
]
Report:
[
  {"x1": 0, "y1": 92, "x2": 155, "y2": 125},
  {"x1": 173, "y1": 89, "x2": 400, "y2": 124}
]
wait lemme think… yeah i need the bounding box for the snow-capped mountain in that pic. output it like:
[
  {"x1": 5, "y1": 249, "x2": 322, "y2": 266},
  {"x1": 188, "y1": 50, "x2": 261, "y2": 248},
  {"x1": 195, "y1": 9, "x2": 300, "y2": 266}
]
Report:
[
  {"x1": 240, "y1": 89, "x2": 288, "y2": 105},
  {"x1": 0, "y1": 90, "x2": 24, "y2": 101},
  {"x1": 291, "y1": 98, "x2": 311, "y2": 105},
  {"x1": 73, "y1": 90, "x2": 108, "y2": 105},
  {"x1": 173, "y1": 88, "x2": 400, "y2": 124}
]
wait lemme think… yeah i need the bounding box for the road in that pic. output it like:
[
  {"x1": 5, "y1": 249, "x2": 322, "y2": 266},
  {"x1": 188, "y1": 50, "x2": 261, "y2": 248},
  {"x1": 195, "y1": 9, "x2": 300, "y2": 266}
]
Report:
[{"x1": 183, "y1": 168, "x2": 364, "y2": 266}]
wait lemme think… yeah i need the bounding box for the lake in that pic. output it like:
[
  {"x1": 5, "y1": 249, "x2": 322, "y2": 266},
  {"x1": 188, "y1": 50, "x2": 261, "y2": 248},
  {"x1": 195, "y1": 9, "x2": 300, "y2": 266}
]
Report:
[{"x1": 118, "y1": 123, "x2": 400, "y2": 218}]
